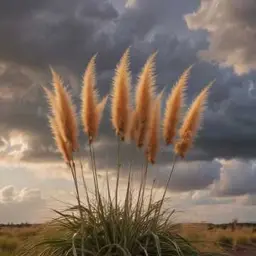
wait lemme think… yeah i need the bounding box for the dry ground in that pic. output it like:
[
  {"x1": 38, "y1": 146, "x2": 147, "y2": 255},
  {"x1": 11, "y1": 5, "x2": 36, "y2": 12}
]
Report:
[
  {"x1": 181, "y1": 223, "x2": 256, "y2": 256},
  {"x1": 0, "y1": 222, "x2": 256, "y2": 255}
]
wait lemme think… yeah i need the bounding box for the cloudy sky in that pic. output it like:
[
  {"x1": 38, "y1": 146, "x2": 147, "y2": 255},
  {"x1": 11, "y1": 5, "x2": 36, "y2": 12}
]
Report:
[{"x1": 1, "y1": 0, "x2": 256, "y2": 224}]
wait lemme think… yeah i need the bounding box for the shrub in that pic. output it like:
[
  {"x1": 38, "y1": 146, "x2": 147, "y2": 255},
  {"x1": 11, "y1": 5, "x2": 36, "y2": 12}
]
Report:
[
  {"x1": 0, "y1": 237, "x2": 19, "y2": 252},
  {"x1": 250, "y1": 235, "x2": 256, "y2": 244},
  {"x1": 217, "y1": 235, "x2": 233, "y2": 248},
  {"x1": 235, "y1": 236, "x2": 249, "y2": 246}
]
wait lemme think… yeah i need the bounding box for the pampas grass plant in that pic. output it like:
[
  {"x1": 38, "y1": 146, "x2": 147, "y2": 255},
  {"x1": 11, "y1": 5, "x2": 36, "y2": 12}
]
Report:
[{"x1": 18, "y1": 50, "x2": 221, "y2": 256}]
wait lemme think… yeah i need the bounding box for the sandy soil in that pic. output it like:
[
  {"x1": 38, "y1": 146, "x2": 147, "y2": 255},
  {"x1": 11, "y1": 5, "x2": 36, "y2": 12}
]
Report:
[{"x1": 227, "y1": 246, "x2": 256, "y2": 256}]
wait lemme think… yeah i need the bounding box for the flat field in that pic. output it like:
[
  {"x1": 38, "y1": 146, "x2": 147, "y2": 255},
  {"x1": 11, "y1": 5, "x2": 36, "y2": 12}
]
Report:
[{"x1": 0, "y1": 223, "x2": 256, "y2": 255}]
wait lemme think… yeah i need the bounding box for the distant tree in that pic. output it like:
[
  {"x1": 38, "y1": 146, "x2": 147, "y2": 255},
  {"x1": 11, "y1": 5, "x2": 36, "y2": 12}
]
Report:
[{"x1": 231, "y1": 218, "x2": 238, "y2": 232}]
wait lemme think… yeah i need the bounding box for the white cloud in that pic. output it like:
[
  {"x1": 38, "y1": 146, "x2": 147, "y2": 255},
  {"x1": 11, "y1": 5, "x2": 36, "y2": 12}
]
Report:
[
  {"x1": 185, "y1": 0, "x2": 256, "y2": 75},
  {"x1": 0, "y1": 131, "x2": 30, "y2": 161},
  {"x1": 0, "y1": 185, "x2": 46, "y2": 223},
  {"x1": 125, "y1": 0, "x2": 137, "y2": 8},
  {"x1": 211, "y1": 159, "x2": 256, "y2": 196}
]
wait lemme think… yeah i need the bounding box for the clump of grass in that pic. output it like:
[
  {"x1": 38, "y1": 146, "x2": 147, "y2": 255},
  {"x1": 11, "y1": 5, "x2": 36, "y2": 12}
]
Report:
[
  {"x1": 250, "y1": 235, "x2": 256, "y2": 244},
  {"x1": 217, "y1": 235, "x2": 233, "y2": 248},
  {"x1": 18, "y1": 49, "x2": 218, "y2": 256},
  {"x1": 235, "y1": 235, "x2": 250, "y2": 246},
  {"x1": 0, "y1": 236, "x2": 20, "y2": 252}
]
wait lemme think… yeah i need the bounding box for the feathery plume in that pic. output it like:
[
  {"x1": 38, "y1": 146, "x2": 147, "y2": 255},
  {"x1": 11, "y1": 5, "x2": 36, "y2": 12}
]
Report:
[
  {"x1": 97, "y1": 95, "x2": 108, "y2": 124},
  {"x1": 175, "y1": 82, "x2": 213, "y2": 158},
  {"x1": 50, "y1": 68, "x2": 78, "y2": 151},
  {"x1": 146, "y1": 91, "x2": 163, "y2": 164},
  {"x1": 129, "y1": 109, "x2": 139, "y2": 142},
  {"x1": 135, "y1": 52, "x2": 157, "y2": 148},
  {"x1": 111, "y1": 48, "x2": 131, "y2": 141},
  {"x1": 43, "y1": 86, "x2": 56, "y2": 115},
  {"x1": 81, "y1": 54, "x2": 107, "y2": 144},
  {"x1": 49, "y1": 116, "x2": 72, "y2": 163},
  {"x1": 163, "y1": 65, "x2": 193, "y2": 145}
]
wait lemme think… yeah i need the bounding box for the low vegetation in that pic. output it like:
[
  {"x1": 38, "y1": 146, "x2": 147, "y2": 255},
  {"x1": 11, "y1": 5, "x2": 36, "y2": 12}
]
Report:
[{"x1": 0, "y1": 223, "x2": 256, "y2": 255}]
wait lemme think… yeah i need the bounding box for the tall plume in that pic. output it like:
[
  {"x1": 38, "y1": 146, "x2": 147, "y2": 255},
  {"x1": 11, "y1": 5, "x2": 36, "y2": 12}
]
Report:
[
  {"x1": 50, "y1": 68, "x2": 78, "y2": 152},
  {"x1": 175, "y1": 82, "x2": 213, "y2": 158},
  {"x1": 81, "y1": 54, "x2": 107, "y2": 144},
  {"x1": 111, "y1": 48, "x2": 131, "y2": 141},
  {"x1": 49, "y1": 116, "x2": 72, "y2": 163},
  {"x1": 129, "y1": 109, "x2": 139, "y2": 142},
  {"x1": 163, "y1": 65, "x2": 193, "y2": 145},
  {"x1": 43, "y1": 86, "x2": 57, "y2": 116},
  {"x1": 135, "y1": 52, "x2": 157, "y2": 148},
  {"x1": 146, "y1": 91, "x2": 163, "y2": 164}
]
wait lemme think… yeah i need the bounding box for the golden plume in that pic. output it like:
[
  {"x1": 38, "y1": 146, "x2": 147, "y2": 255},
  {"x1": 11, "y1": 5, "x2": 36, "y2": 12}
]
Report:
[
  {"x1": 48, "y1": 116, "x2": 72, "y2": 163},
  {"x1": 175, "y1": 82, "x2": 213, "y2": 158},
  {"x1": 129, "y1": 109, "x2": 139, "y2": 142},
  {"x1": 50, "y1": 68, "x2": 78, "y2": 152},
  {"x1": 163, "y1": 65, "x2": 193, "y2": 145},
  {"x1": 111, "y1": 48, "x2": 131, "y2": 141},
  {"x1": 43, "y1": 86, "x2": 57, "y2": 116},
  {"x1": 146, "y1": 91, "x2": 163, "y2": 164},
  {"x1": 81, "y1": 54, "x2": 107, "y2": 144},
  {"x1": 135, "y1": 52, "x2": 157, "y2": 148}
]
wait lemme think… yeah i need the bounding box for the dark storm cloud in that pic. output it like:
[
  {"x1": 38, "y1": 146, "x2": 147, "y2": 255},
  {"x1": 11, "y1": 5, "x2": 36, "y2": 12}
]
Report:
[
  {"x1": 0, "y1": 0, "x2": 200, "y2": 71},
  {"x1": 2, "y1": 0, "x2": 256, "y2": 195},
  {"x1": 0, "y1": 0, "x2": 118, "y2": 70}
]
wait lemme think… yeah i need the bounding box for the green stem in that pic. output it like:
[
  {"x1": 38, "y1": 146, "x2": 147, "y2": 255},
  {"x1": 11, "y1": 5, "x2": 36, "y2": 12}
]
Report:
[
  {"x1": 124, "y1": 163, "x2": 132, "y2": 219},
  {"x1": 155, "y1": 154, "x2": 178, "y2": 222},
  {"x1": 78, "y1": 152, "x2": 91, "y2": 212},
  {"x1": 91, "y1": 143, "x2": 104, "y2": 215},
  {"x1": 69, "y1": 160, "x2": 84, "y2": 256},
  {"x1": 135, "y1": 163, "x2": 145, "y2": 221},
  {"x1": 115, "y1": 136, "x2": 121, "y2": 210},
  {"x1": 89, "y1": 143, "x2": 99, "y2": 203},
  {"x1": 106, "y1": 169, "x2": 112, "y2": 207},
  {"x1": 146, "y1": 178, "x2": 156, "y2": 217},
  {"x1": 139, "y1": 157, "x2": 149, "y2": 215}
]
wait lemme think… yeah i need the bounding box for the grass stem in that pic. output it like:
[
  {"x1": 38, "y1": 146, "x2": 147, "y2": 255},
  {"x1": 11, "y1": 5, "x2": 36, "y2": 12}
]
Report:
[{"x1": 115, "y1": 136, "x2": 121, "y2": 210}]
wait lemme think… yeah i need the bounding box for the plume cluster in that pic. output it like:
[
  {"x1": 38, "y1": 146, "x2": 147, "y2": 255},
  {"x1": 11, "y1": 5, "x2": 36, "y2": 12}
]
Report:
[
  {"x1": 45, "y1": 50, "x2": 212, "y2": 164},
  {"x1": 41, "y1": 49, "x2": 213, "y2": 256}
]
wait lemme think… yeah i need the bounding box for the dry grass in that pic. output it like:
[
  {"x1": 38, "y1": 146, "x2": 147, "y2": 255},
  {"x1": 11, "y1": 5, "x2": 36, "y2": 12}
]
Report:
[
  {"x1": 180, "y1": 223, "x2": 256, "y2": 253},
  {"x1": 1, "y1": 223, "x2": 256, "y2": 255},
  {"x1": 0, "y1": 225, "x2": 41, "y2": 255}
]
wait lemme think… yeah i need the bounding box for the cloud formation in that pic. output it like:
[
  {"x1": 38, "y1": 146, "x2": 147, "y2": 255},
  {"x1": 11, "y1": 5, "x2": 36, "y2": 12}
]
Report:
[
  {"x1": 212, "y1": 159, "x2": 256, "y2": 197},
  {"x1": 1, "y1": 0, "x2": 256, "y2": 224},
  {"x1": 0, "y1": 186, "x2": 46, "y2": 223},
  {"x1": 185, "y1": 0, "x2": 256, "y2": 75}
]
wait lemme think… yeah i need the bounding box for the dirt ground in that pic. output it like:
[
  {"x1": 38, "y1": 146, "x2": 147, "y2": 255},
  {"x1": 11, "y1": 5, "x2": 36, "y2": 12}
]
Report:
[{"x1": 227, "y1": 246, "x2": 256, "y2": 256}]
